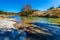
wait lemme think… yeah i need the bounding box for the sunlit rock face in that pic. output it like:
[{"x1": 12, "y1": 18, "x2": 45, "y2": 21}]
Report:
[
  {"x1": 0, "y1": 16, "x2": 21, "y2": 29},
  {"x1": 31, "y1": 11, "x2": 45, "y2": 17},
  {"x1": 0, "y1": 19, "x2": 16, "y2": 29}
]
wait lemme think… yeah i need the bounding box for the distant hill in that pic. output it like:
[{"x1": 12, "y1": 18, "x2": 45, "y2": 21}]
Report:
[
  {"x1": 44, "y1": 7, "x2": 60, "y2": 17},
  {"x1": 18, "y1": 4, "x2": 60, "y2": 17},
  {"x1": 0, "y1": 11, "x2": 18, "y2": 16}
]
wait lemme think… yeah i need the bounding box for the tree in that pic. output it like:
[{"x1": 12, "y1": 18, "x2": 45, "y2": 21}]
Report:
[
  {"x1": 21, "y1": 4, "x2": 31, "y2": 12},
  {"x1": 58, "y1": 4, "x2": 60, "y2": 8},
  {"x1": 0, "y1": 11, "x2": 4, "y2": 14},
  {"x1": 48, "y1": 6, "x2": 55, "y2": 10},
  {"x1": 21, "y1": 4, "x2": 32, "y2": 16}
]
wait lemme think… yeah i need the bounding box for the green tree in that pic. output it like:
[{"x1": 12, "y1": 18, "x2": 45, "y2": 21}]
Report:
[
  {"x1": 20, "y1": 4, "x2": 32, "y2": 16},
  {"x1": 48, "y1": 6, "x2": 55, "y2": 10}
]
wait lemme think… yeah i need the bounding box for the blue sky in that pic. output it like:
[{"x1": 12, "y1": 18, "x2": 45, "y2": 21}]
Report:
[{"x1": 0, "y1": 0, "x2": 60, "y2": 13}]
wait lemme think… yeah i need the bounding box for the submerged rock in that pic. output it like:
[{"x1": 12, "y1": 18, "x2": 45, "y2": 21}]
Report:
[
  {"x1": 25, "y1": 22, "x2": 60, "y2": 40},
  {"x1": 0, "y1": 28, "x2": 26, "y2": 40}
]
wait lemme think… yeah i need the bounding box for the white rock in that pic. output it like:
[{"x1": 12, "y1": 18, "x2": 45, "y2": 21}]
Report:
[{"x1": 0, "y1": 19, "x2": 16, "y2": 29}]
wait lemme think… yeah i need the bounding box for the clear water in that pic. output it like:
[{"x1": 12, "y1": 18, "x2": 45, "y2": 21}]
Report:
[
  {"x1": 20, "y1": 17, "x2": 60, "y2": 40},
  {"x1": 8, "y1": 16, "x2": 21, "y2": 23},
  {"x1": 20, "y1": 16, "x2": 60, "y2": 27},
  {"x1": 8, "y1": 16, "x2": 60, "y2": 25},
  {"x1": 0, "y1": 29, "x2": 26, "y2": 40}
]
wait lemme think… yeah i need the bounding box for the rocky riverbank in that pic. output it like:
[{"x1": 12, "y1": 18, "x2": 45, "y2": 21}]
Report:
[{"x1": 0, "y1": 16, "x2": 21, "y2": 29}]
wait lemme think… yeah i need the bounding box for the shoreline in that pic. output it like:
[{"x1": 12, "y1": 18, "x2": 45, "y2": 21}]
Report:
[{"x1": 20, "y1": 16, "x2": 60, "y2": 18}]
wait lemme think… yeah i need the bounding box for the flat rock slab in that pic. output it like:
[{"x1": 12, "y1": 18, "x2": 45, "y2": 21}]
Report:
[{"x1": 0, "y1": 20, "x2": 16, "y2": 28}]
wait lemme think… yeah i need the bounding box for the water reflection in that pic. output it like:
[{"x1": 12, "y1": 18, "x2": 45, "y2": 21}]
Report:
[
  {"x1": 8, "y1": 16, "x2": 60, "y2": 27},
  {"x1": 21, "y1": 17, "x2": 60, "y2": 27},
  {"x1": 21, "y1": 17, "x2": 34, "y2": 27},
  {"x1": 49, "y1": 18, "x2": 60, "y2": 25}
]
